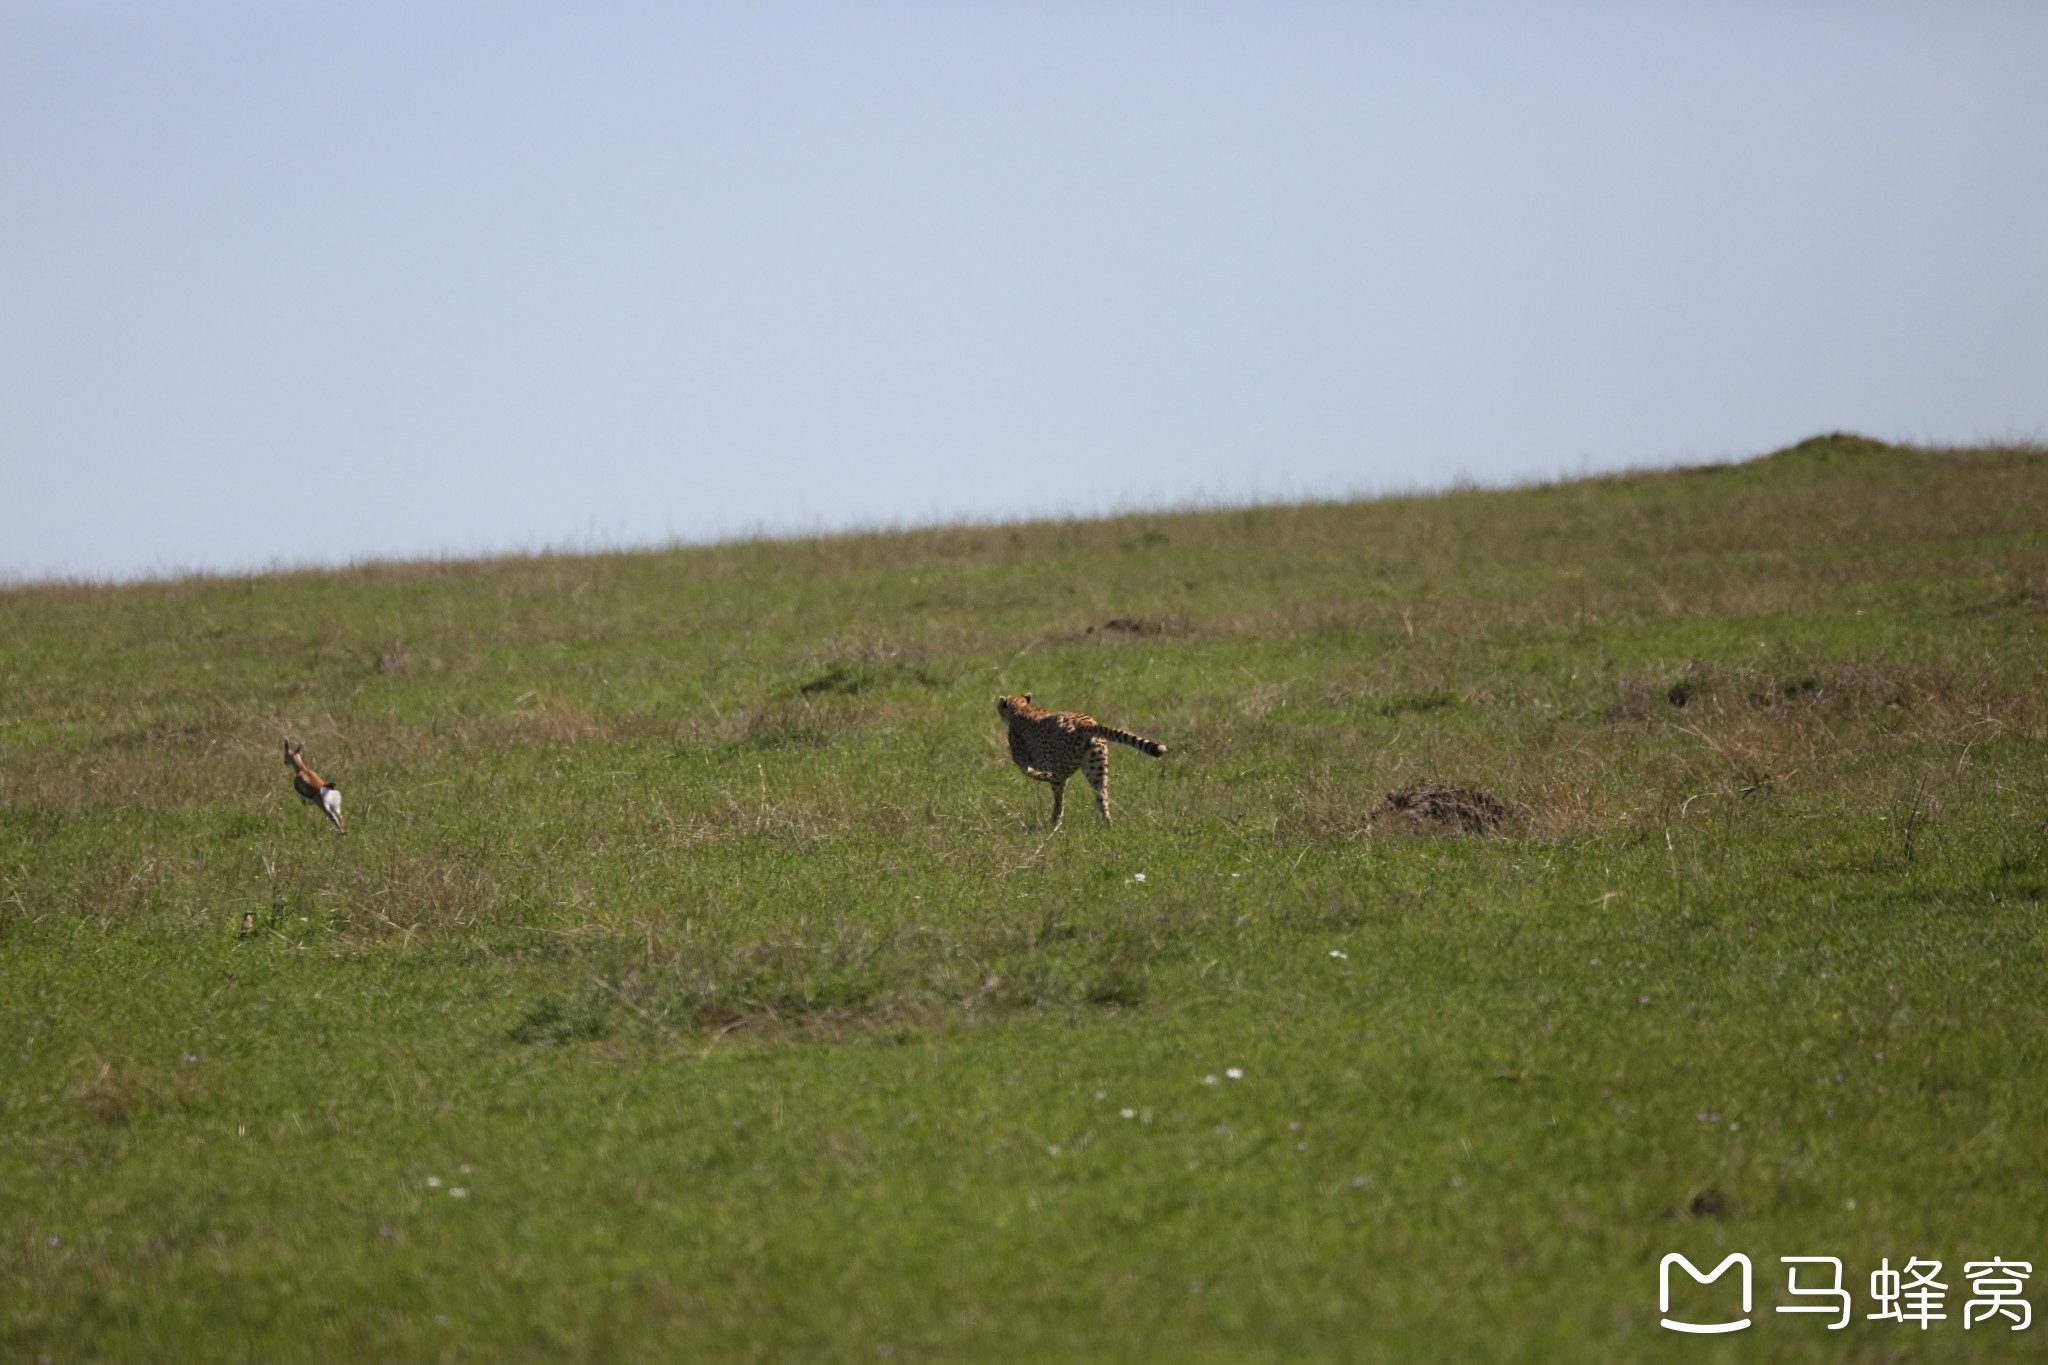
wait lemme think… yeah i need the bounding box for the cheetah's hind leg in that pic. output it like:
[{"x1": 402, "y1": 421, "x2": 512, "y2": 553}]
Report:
[{"x1": 1085, "y1": 737, "x2": 1111, "y2": 825}]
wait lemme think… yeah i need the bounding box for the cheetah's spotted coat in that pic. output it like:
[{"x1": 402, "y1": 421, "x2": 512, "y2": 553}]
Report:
[{"x1": 996, "y1": 694, "x2": 1165, "y2": 829}]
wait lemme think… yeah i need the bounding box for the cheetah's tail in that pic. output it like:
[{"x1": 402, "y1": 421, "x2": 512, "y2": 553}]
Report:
[{"x1": 1092, "y1": 725, "x2": 1166, "y2": 758}]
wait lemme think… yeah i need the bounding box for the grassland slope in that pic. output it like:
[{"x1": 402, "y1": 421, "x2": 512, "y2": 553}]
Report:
[{"x1": 3, "y1": 435, "x2": 2045, "y2": 1361}]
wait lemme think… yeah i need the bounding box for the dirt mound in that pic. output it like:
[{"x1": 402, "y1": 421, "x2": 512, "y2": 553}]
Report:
[
  {"x1": 1368, "y1": 782, "x2": 1511, "y2": 835},
  {"x1": 1086, "y1": 617, "x2": 1168, "y2": 637}
]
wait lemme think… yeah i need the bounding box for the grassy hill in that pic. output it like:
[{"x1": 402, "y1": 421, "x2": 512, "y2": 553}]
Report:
[{"x1": 3, "y1": 434, "x2": 2045, "y2": 1361}]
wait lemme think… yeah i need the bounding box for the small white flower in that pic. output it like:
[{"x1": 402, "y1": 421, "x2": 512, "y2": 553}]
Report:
[
  {"x1": 1094, "y1": 1091, "x2": 1106, "y2": 1101},
  {"x1": 1133, "y1": 873, "x2": 1146, "y2": 882},
  {"x1": 450, "y1": 1187, "x2": 468, "y2": 1198},
  {"x1": 1046, "y1": 1145, "x2": 1060, "y2": 1157},
  {"x1": 1201, "y1": 1075, "x2": 1219, "y2": 1086},
  {"x1": 1121, "y1": 1108, "x2": 1136, "y2": 1119},
  {"x1": 1225, "y1": 1067, "x2": 1243, "y2": 1080},
  {"x1": 1231, "y1": 872, "x2": 1240, "y2": 878},
  {"x1": 1329, "y1": 950, "x2": 1348, "y2": 960},
  {"x1": 459, "y1": 1164, "x2": 472, "y2": 1174},
  {"x1": 425, "y1": 1176, "x2": 441, "y2": 1188}
]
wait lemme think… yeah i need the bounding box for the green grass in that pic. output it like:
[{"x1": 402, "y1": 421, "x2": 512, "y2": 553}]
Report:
[{"x1": 3, "y1": 433, "x2": 2046, "y2": 1361}]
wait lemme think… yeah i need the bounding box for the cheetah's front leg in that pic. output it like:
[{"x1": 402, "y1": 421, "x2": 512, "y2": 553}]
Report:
[{"x1": 1048, "y1": 776, "x2": 1068, "y2": 829}]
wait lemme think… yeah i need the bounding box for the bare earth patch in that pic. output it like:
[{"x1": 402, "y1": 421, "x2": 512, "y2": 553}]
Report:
[
  {"x1": 1079, "y1": 615, "x2": 1192, "y2": 640},
  {"x1": 1368, "y1": 781, "x2": 1513, "y2": 835}
]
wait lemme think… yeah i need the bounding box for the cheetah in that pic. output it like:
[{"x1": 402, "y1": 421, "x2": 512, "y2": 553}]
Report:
[
  {"x1": 996, "y1": 694, "x2": 1166, "y2": 829},
  {"x1": 285, "y1": 740, "x2": 345, "y2": 832}
]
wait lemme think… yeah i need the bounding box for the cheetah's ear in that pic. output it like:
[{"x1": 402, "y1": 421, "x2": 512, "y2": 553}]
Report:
[{"x1": 1022, "y1": 693, "x2": 1031, "y2": 704}]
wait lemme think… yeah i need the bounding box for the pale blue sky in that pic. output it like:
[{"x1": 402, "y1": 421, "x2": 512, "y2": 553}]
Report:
[{"x1": 4, "y1": 2, "x2": 2044, "y2": 581}]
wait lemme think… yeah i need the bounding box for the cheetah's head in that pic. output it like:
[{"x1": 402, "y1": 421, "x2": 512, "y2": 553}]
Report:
[{"x1": 995, "y1": 693, "x2": 1032, "y2": 719}]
